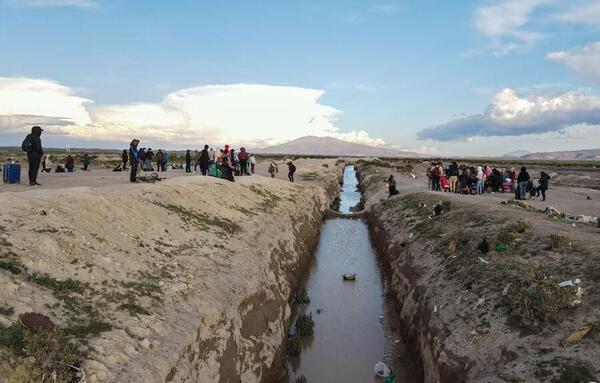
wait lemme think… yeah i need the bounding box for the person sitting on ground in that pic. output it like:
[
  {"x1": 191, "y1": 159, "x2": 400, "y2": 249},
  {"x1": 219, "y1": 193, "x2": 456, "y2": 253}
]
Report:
[
  {"x1": 65, "y1": 155, "x2": 75, "y2": 172},
  {"x1": 121, "y1": 149, "x2": 129, "y2": 170},
  {"x1": 82, "y1": 153, "x2": 91, "y2": 171},
  {"x1": 112, "y1": 163, "x2": 123, "y2": 172},
  {"x1": 537, "y1": 171, "x2": 550, "y2": 201},
  {"x1": 55, "y1": 165, "x2": 66, "y2": 173},
  {"x1": 287, "y1": 159, "x2": 296, "y2": 182},
  {"x1": 386, "y1": 175, "x2": 399, "y2": 197},
  {"x1": 268, "y1": 160, "x2": 278, "y2": 178},
  {"x1": 517, "y1": 167, "x2": 530, "y2": 200}
]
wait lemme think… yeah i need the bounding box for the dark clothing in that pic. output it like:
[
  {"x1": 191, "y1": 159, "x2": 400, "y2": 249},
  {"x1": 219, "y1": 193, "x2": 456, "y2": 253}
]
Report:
[
  {"x1": 27, "y1": 152, "x2": 41, "y2": 185},
  {"x1": 129, "y1": 146, "x2": 139, "y2": 182},
  {"x1": 387, "y1": 177, "x2": 399, "y2": 196},
  {"x1": 448, "y1": 163, "x2": 459, "y2": 177},
  {"x1": 432, "y1": 177, "x2": 441, "y2": 191},
  {"x1": 185, "y1": 152, "x2": 192, "y2": 173},
  {"x1": 199, "y1": 149, "x2": 210, "y2": 175},
  {"x1": 65, "y1": 157, "x2": 75, "y2": 172},
  {"x1": 240, "y1": 159, "x2": 248, "y2": 175},
  {"x1": 287, "y1": 162, "x2": 296, "y2": 182},
  {"x1": 517, "y1": 171, "x2": 530, "y2": 183},
  {"x1": 122, "y1": 151, "x2": 128, "y2": 169},
  {"x1": 538, "y1": 173, "x2": 550, "y2": 191}
]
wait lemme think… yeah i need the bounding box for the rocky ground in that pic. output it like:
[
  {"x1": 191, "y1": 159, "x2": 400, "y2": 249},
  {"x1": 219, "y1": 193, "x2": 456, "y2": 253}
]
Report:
[
  {"x1": 0, "y1": 159, "x2": 343, "y2": 383},
  {"x1": 358, "y1": 159, "x2": 600, "y2": 383}
]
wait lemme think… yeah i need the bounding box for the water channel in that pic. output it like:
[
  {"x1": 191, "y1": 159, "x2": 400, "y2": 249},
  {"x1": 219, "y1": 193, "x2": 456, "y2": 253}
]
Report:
[{"x1": 287, "y1": 165, "x2": 415, "y2": 382}]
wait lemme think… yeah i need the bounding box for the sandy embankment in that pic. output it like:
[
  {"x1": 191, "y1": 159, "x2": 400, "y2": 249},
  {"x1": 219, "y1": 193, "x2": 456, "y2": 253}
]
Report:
[
  {"x1": 0, "y1": 159, "x2": 343, "y2": 382},
  {"x1": 357, "y1": 162, "x2": 599, "y2": 382}
]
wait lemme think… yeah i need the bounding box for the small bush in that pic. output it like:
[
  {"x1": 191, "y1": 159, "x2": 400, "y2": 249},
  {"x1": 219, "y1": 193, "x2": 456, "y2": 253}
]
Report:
[
  {"x1": 295, "y1": 313, "x2": 315, "y2": 336},
  {"x1": 508, "y1": 219, "x2": 531, "y2": 234},
  {"x1": 294, "y1": 289, "x2": 310, "y2": 305},
  {"x1": 548, "y1": 234, "x2": 571, "y2": 251},
  {"x1": 0, "y1": 304, "x2": 14, "y2": 316},
  {"x1": 441, "y1": 200, "x2": 452, "y2": 211},
  {"x1": 287, "y1": 334, "x2": 300, "y2": 357},
  {"x1": 294, "y1": 375, "x2": 307, "y2": 383},
  {"x1": 507, "y1": 263, "x2": 577, "y2": 322}
]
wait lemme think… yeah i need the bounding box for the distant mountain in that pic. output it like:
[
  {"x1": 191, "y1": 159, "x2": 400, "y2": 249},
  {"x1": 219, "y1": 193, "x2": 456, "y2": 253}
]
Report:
[
  {"x1": 503, "y1": 150, "x2": 531, "y2": 158},
  {"x1": 252, "y1": 136, "x2": 423, "y2": 157},
  {"x1": 522, "y1": 148, "x2": 600, "y2": 161}
]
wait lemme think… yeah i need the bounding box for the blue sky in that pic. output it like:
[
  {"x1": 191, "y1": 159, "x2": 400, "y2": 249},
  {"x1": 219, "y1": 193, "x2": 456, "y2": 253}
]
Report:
[{"x1": 0, "y1": 0, "x2": 599, "y2": 155}]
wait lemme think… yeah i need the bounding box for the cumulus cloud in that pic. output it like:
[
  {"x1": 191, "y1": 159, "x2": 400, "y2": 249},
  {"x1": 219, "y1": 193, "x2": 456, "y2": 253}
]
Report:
[
  {"x1": 418, "y1": 88, "x2": 600, "y2": 141},
  {"x1": 547, "y1": 41, "x2": 600, "y2": 84},
  {"x1": 474, "y1": 0, "x2": 550, "y2": 55},
  {"x1": 0, "y1": 78, "x2": 384, "y2": 148},
  {"x1": 3, "y1": 0, "x2": 98, "y2": 8},
  {"x1": 552, "y1": 0, "x2": 600, "y2": 24}
]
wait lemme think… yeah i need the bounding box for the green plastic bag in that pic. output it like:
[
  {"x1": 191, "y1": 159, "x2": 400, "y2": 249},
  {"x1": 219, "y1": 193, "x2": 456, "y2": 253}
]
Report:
[
  {"x1": 384, "y1": 371, "x2": 396, "y2": 383},
  {"x1": 495, "y1": 243, "x2": 506, "y2": 253}
]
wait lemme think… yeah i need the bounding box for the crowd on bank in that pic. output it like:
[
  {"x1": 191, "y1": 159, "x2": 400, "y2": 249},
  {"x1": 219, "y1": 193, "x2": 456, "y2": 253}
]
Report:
[{"x1": 426, "y1": 161, "x2": 551, "y2": 201}]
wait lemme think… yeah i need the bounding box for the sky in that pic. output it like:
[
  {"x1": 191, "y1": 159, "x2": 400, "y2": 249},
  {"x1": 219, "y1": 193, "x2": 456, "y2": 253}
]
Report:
[{"x1": 0, "y1": 0, "x2": 599, "y2": 156}]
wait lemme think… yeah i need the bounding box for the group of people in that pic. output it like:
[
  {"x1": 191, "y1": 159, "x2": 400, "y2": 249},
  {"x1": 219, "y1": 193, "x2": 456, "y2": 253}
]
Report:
[{"x1": 427, "y1": 161, "x2": 551, "y2": 201}]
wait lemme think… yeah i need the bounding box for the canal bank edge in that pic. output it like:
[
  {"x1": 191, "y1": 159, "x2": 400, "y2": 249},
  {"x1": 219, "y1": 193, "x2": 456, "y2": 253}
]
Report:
[
  {"x1": 0, "y1": 159, "x2": 345, "y2": 383},
  {"x1": 356, "y1": 162, "x2": 600, "y2": 382}
]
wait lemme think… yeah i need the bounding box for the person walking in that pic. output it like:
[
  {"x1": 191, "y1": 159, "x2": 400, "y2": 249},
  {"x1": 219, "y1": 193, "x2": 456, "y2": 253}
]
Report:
[
  {"x1": 199, "y1": 145, "x2": 210, "y2": 175},
  {"x1": 287, "y1": 159, "x2": 296, "y2": 182},
  {"x1": 121, "y1": 149, "x2": 129, "y2": 170},
  {"x1": 537, "y1": 171, "x2": 551, "y2": 201},
  {"x1": 22, "y1": 126, "x2": 44, "y2": 186},
  {"x1": 268, "y1": 160, "x2": 278, "y2": 178},
  {"x1": 185, "y1": 150, "x2": 192, "y2": 173},
  {"x1": 238, "y1": 147, "x2": 249, "y2": 175},
  {"x1": 517, "y1": 167, "x2": 530, "y2": 200},
  {"x1": 129, "y1": 139, "x2": 140, "y2": 182}
]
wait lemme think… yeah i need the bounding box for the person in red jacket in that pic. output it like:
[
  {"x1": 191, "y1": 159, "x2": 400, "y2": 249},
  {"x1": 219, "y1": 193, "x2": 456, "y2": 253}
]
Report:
[{"x1": 238, "y1": 147, "x2": 249, "y2": 175}]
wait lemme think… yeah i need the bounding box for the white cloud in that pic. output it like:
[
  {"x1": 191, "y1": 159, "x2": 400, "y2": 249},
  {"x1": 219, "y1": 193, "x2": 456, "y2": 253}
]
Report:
[
  {"x1": 3, "y1": 0, "x2": 98, "y2": 8},
  {"x1": 374, "y1": 3, "x2": 400, "y2": 14},
  {"x1": 0, "y1": 78, "x2": 385, "y2": 148},
  {"x1": 474, "y1": 0, "x2": 550, "y2": 55},
  {"x1": 418, "y1": 88, "x2": 600, "y2": 141},
  {"x1": 547, "y1": 41, "x2": 600, "y2": 84},
  {"x1": 552, "y1": 0, "x2": 600, "y2": 24}
]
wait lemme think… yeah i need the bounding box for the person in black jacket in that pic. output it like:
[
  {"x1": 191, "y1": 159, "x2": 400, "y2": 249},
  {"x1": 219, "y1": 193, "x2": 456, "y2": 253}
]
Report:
[
  {"x1": 121, "y1": 149, "x2": 129, "y2": 170},
  {"x1": 537, "y1": 171, "x2": 551, "y2": 201},
  {"x1": 517, "y1": 167, "x2": 530, "y2": 200},
  {"x1": 448, "y1": 161, "x2": 459, "y2": 193},
  {"x1": 185, "y1": 150, "x2": 192, "y2": 173},
  {"x1": 199, "y1": 145, "x2": 210, "y2": 175},
  {"x1": 25, "y1": 126, "x2": 44, "y2": 186}
]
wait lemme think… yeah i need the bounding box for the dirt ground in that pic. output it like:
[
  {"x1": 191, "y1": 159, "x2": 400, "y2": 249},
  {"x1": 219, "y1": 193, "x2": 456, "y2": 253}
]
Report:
[{"x1": 358, "y1": 159, "x2": 600, "y2": 382}]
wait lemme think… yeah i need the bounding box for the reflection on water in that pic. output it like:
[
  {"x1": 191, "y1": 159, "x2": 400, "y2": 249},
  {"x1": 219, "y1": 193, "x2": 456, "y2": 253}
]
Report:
[{"x1": 287, "y1": 165, "x2": 414, "y2": 383}]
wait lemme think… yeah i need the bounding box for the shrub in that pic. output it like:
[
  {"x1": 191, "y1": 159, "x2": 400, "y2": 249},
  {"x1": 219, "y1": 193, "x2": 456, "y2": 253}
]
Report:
[
  {"x1": 294, "y1": 375, "x2": 307, "y2": 383},
  {"x1": 294, "y1": 289, "x2": 310, "y2": 305},
  {"x1": 295, "y1": 313, "x2": 315, "y2": 336},
  {"x1": 548, "y1": 234, "x2": 571, "y2": 251},
  {"x1": 287, "y1": 334, "x2": 300, "y2": 357},
  {"x1": 508, "y1": 220, "x2": 531, "y2": 234}
]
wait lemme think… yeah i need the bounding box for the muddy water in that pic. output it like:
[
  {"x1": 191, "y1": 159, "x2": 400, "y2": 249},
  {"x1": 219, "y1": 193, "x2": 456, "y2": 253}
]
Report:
[{"x1": 287, "y1": 166, "x2": 415, "y2": 383}]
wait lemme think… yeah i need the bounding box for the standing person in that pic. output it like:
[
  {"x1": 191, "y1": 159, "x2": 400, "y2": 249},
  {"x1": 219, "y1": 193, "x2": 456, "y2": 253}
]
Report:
[
  {"x1": 138, "y1": 148, "x2": 146, "y2": 170},
  {"x1": 162, "y1": 150, "x2": 168, "y2": 172},
  {"x1": 268, "y1": 160, "x2": 278, "y2": 178},
  {"x1": 65, "y1": 155, "x2": 75, "y2": 172},
  {"x1": 386, "y1": 175, "x2": 399, "y2": 196},
  {"x1": 82, "y1": 153, "x2": 91, "y2": 171},
  {"x1": 42, "y1": 155, "x2": 52, "y2": 173},
  {"x1": 129, "y1": 139, "x2": 140, "y2": 182},
  {"x1": 507, "y1": 167, "x2": 516, "y2": 191},
  {"x1": 121, "y1": 149, "x2": 129, "y2": 170},
  {"x1": 431, "y1": 162, "x2": 441, "y2": 191},
  {"x1": 448, "y1": 161, "x2": 459, "y2": 193},
  {"x1": 230, "y1": 149, "x2": 238, "y2": 175},
  {"x1": 185, "y1": 150, "x2": 192, "y2": 173},
  {"x1": 249, "y1": 153, "x2": 256, "y2": 174},
  {"x1": 238, "y1": 147, "x2": 249, "y2": 175},
  {"x1": 145, "y1": 148, "x2": 154, "y2": 171},
  {"x1": 287, "y1": 159, "x2": 296, "y2": 182},
  {"x1": 155, "y1": 150, "x2": 164, "y2": 172},
  {"x1": 476, "y1": 166, "x2": 484, "y2": 194},
  {"x1": 199, "y1": 145, "x2": 210, "y2": 175},
  {"x1": 517, "y1": 167, "x2": 530, "y2": 200},
  {"x1": 21, "y1": 126, "x2": 44, "y2": 186},
  {"x1": 537, "y1": 171, "x2": 551, "y2": 201},
  {"x1": 222, "y1": 149, "x2": 235, "y2": 182},
  {"x1": 209, "y1": 147, "x2": 216, "y2": 164}
]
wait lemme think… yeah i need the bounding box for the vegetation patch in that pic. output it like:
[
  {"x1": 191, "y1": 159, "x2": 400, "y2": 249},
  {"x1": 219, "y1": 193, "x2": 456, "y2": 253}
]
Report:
[
  {"x1": 295, "y1": 313, "x2": 315, "y2": 336},
  {"x1": 547, "y1": 234, "x2": 572, "y2": 252},
  {"x1": 293, "y1": 289, "x2": 310, "y2": 305},
  {"x1": 287, "y1": 334, "x2": 300, "y2": 357},
  {"x1": 153, "y1": 202, "x2": 241, "y2": 234},
  {"x1": 0, "y1": 304, "x2": 14, "y2": 316}
]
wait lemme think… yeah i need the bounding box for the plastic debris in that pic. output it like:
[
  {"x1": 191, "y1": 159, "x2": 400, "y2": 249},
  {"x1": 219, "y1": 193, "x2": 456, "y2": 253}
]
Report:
[
  {"x1": 374, "y1": 362, "x2": 392, "y2": 378},
  {"x1": 473, "y1": 298, "x2": 485, "y2": 310},
  {"x1": 502, "y1": 283, "x2": 511, "y2": 296},
  {"x1": 478, "y1": 257, "x2": 489, "y2": 264},
  {"x1": 559, "y1": 280, "x2": 575, "y2": 287},
  {"x1": 342, "y1": 273, "x2": 356, "y2": 281},
  {"x1": 19, "y1": 313, "x2": 55, "y2": 331},
  {"x1": 477, "y1": 238, "x2": 490, "y2": 254},
  {"x1": 495, "y1": 243, "x2": 506, "y2": 253},
  {"x1": 562, "y1": 324, "x2": 593, "y2": 347},
  {"x1": 433, "y1": 305, "x2": 438, "y2": 313}
]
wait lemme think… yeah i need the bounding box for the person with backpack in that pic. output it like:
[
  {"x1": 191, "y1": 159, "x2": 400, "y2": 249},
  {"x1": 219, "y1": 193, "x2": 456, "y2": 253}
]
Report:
[
  {"x1": 129, "y1": 139, "x2": 140, "y2": 182},
  {"x1": 22, "y1": 126, "x2": 44, "y2": 186},
  {"x1": 121, "y1": 149, "x2": 129, "y2": 170},
  {"x1": 268, "y1": 160, "x2": 278, "y2": 178},
  {"x1": 517, "y1": 167, "x2": 530, "y2": 200},
  {"x1": 287, "y1": 159, "x2": 296, "y2": 182}
]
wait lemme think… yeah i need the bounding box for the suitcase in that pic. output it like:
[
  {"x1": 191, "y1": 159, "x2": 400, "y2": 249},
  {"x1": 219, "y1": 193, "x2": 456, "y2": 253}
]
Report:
[{"x1": 3, "y1": 163, "x2": 21, "y2": 184}]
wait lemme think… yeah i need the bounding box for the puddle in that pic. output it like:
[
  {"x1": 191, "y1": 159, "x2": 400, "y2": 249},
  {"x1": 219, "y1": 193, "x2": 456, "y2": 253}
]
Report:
[{"x1": 286, "y1": 166, "x2": 416, "y2": 382}]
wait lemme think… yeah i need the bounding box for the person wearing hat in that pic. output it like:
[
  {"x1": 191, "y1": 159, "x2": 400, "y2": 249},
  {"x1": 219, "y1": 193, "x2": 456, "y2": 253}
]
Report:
[{"x1": 21, "y1": 126, "x2": 44, "y2": 186}]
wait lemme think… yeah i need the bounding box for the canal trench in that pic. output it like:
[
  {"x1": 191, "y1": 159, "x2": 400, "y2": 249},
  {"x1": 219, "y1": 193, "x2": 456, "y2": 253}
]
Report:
[{"x1": 286, "y1": 165, "x2": 417, "y2": 383}]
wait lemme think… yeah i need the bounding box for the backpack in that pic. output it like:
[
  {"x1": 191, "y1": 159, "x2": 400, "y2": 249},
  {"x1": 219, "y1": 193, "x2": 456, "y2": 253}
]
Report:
[{"x1": 21, "y1": 134, "x2": 33, "y2": 152}]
